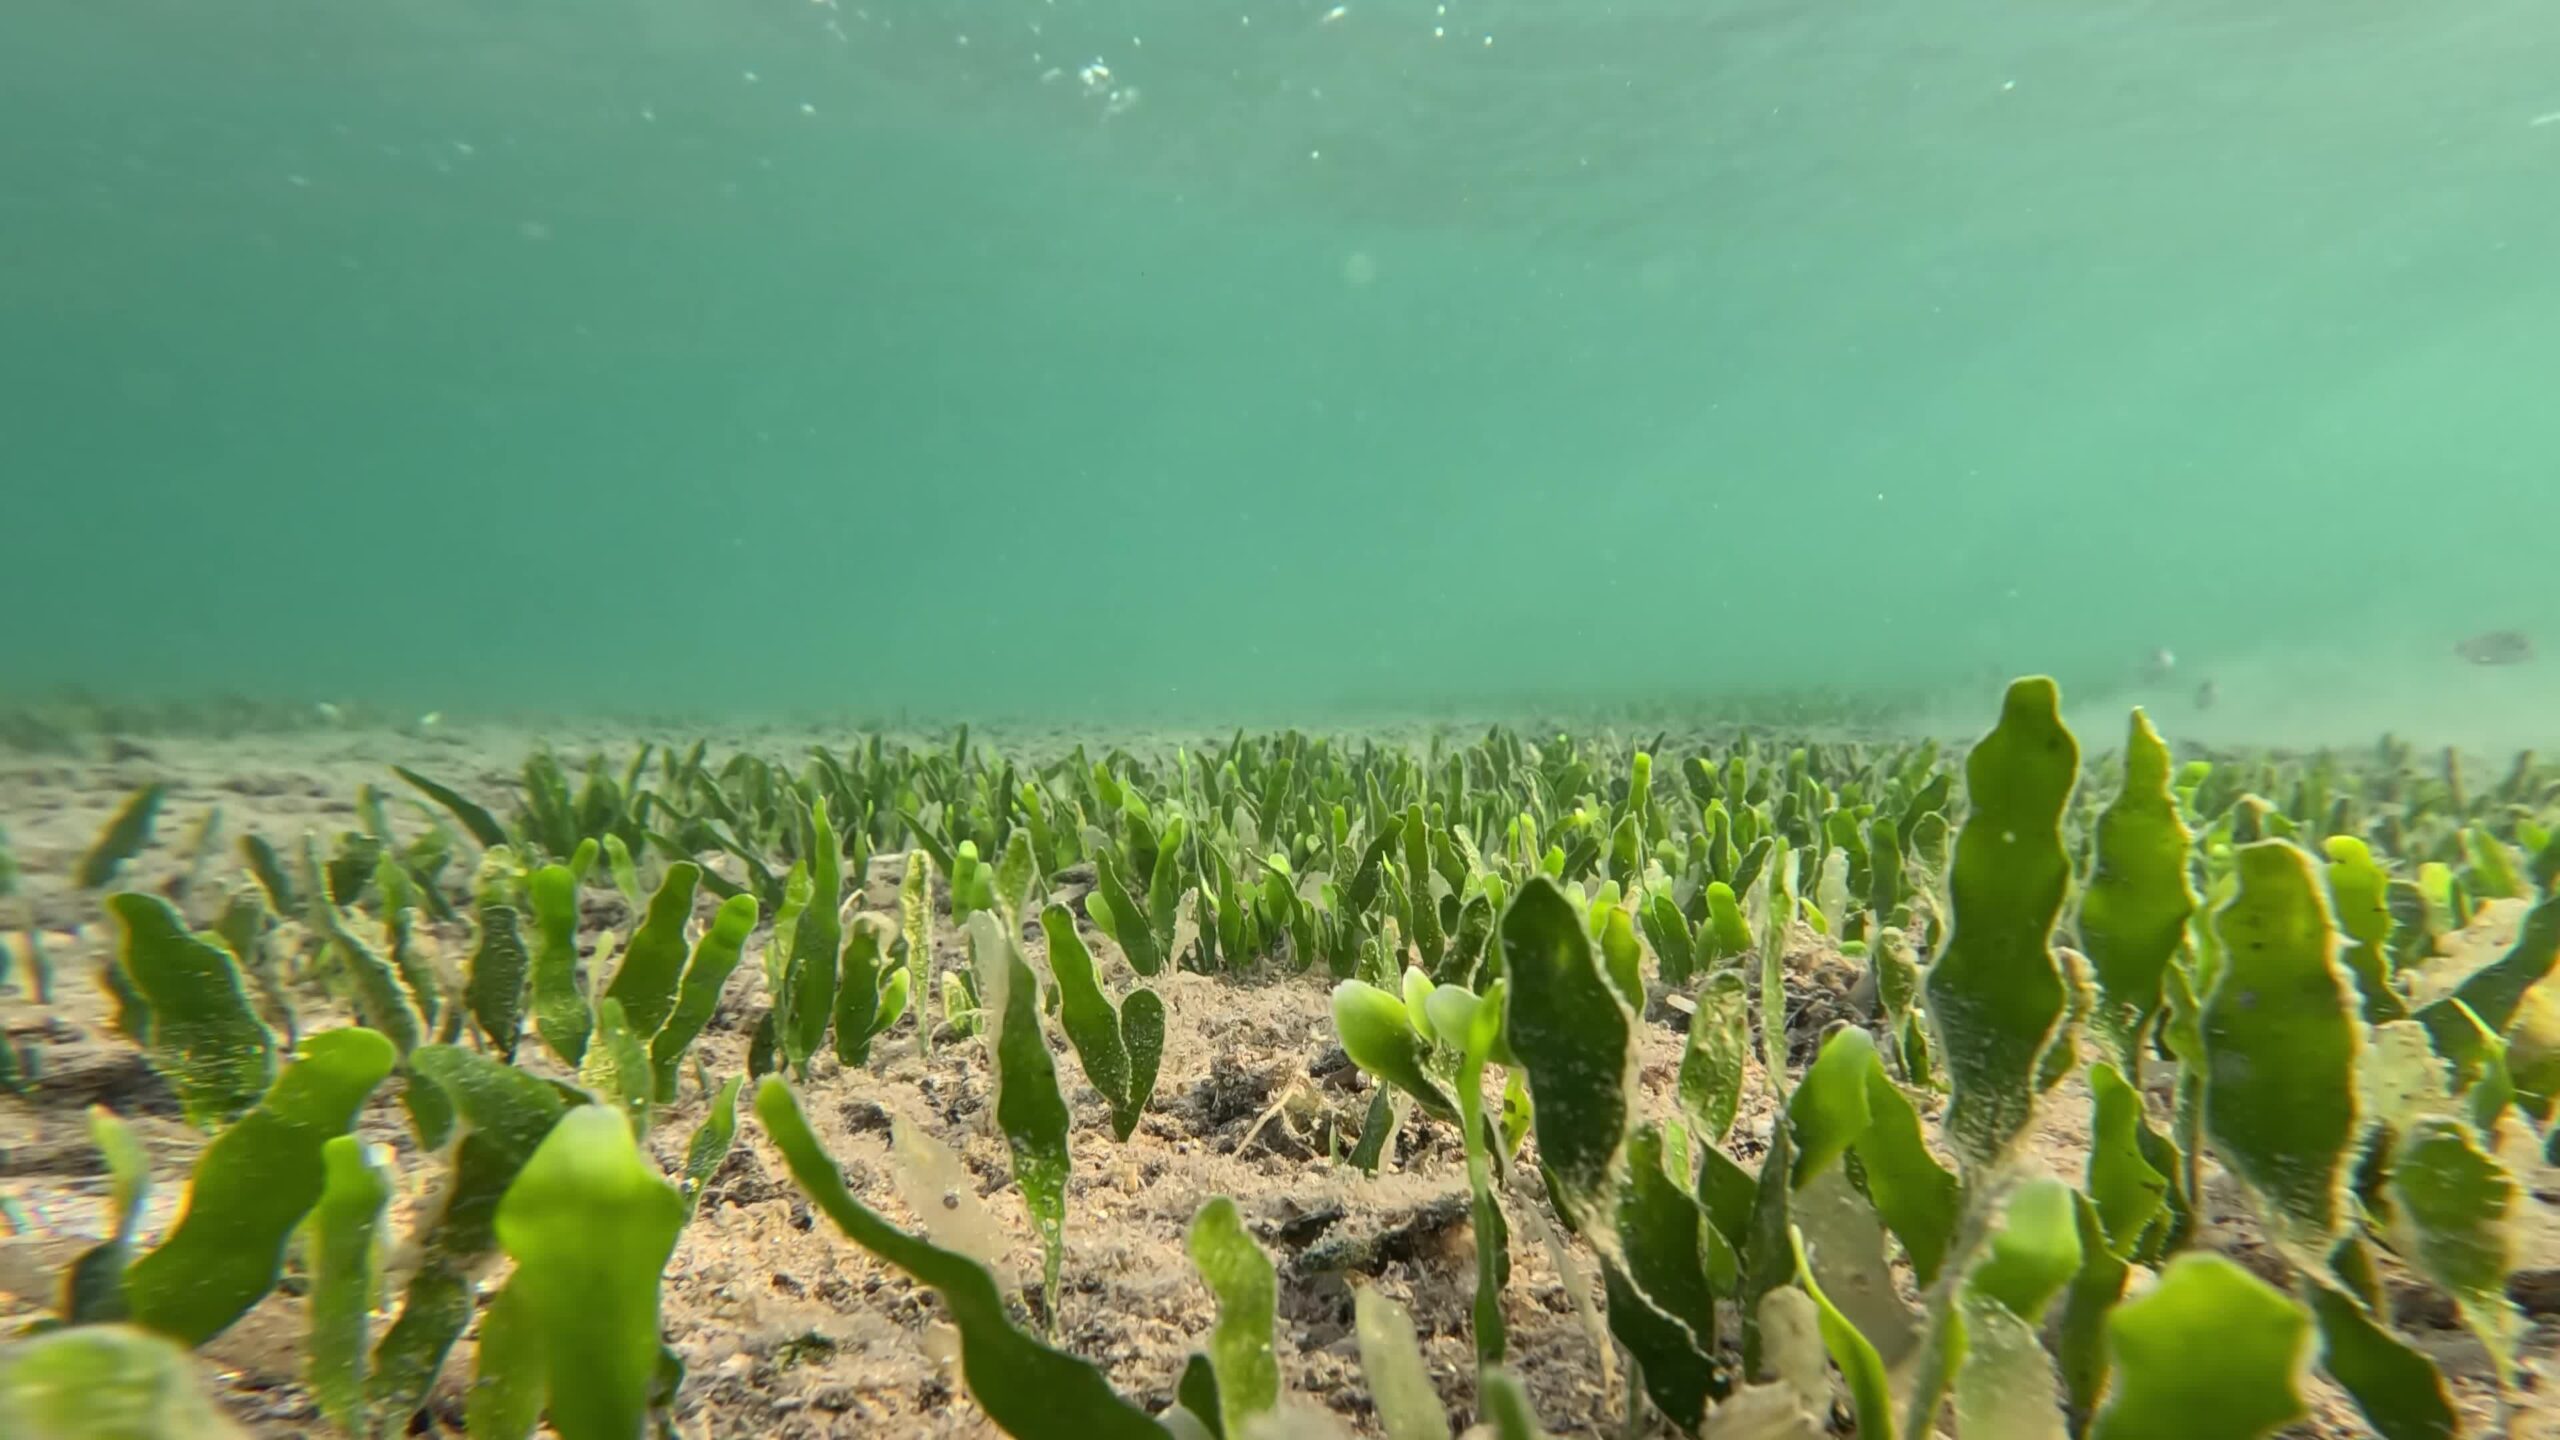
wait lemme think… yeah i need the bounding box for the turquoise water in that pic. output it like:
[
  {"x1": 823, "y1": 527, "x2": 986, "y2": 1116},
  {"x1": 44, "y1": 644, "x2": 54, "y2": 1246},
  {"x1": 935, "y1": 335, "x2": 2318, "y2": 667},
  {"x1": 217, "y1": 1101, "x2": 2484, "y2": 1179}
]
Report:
[{"x1": 7, "y1": 0, "x2": 2558, "y2": 737}]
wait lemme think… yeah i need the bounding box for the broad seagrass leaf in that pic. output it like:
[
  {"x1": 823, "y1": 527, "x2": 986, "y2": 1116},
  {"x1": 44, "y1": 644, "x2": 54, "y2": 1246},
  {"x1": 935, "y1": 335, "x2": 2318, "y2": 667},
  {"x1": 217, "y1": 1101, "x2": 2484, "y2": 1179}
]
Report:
[{"x1": 1923, "y1": 678, "x2": 2078, "y2": 1167}]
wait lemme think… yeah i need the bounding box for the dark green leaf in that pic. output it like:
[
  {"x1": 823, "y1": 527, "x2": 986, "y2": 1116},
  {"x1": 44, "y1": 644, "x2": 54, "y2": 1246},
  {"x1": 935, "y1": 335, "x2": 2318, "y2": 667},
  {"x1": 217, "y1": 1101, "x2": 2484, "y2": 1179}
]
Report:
[
  {"x1": 1045, "y1": 904, "x2": 1157, "y2": 1140},
  {"x1": 1091, "y1": 850, "x2": 1162, "y2": 978},
  {"x1": 2059, "y1": 1194, "x2": 2129, "y2": 1440},
  {"x1": 971, "y1": 912, "x2": 1074, "y2": 1326},
  {"x1": 238, "y1": 834, "x2": 297, "y2": 916},
  {"x1": 78, "y1": 784, "x2": 167, "y2": 890},
  {"x1": 680, "y1": 1076, "x2": 745, "y2": 1217},
  {"x1": 753, "y1": 1079, "x2": 1167, "y2": 1440},
  {"x1": 1923, "y1": 677, "x2": 2077, "y2": 1168},
  {"x1": 392, "y1": 766, "x2": 511, "y2": 849},
  {"x1": 466, "y1": 900, "x2": 531, "y2": 1062},
  {"x1": 368, "y1": 1045, "x2": 569, "y2": 1429},
  {"x1": 1738, "y1": 1124, "x2": 1792, "y2": 1378},
  {"x1": 2419, "y1": 890, "x2": 2560, "y2": 1041},
  {"x1": 782, "y1": 800, "x2": 843, "y2": 1073},
  {"x1": 1606, "y1": 1125, "x2": 1724, "y2": 1429},
  {"x1": 604, "y1": 861, "x2": 700, "y2": 1039},
  {"x1": 1499, "y1": 877, "x2": 1633, "y2": 1230},
  {"x1": 1179, "y1": 1354, "x2": 1224, "y2": 1440},
  {"x1": 654, "y1": 892, "x2": 759, "y2": 1096},
  {"x1": 2306, "y1": 1283, "x2": 2458, "y2": 1440}
]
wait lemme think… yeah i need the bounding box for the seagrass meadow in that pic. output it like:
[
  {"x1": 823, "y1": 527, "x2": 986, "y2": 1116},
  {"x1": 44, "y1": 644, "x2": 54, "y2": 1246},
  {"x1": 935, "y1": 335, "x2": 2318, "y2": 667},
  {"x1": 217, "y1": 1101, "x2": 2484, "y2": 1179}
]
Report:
[
  {"x1": 0, "y1": 679, "x2": 2554, "y2": 1439},
  {"x1": 12, "y1": 0, "x2": 2560, "y2": 1432}
]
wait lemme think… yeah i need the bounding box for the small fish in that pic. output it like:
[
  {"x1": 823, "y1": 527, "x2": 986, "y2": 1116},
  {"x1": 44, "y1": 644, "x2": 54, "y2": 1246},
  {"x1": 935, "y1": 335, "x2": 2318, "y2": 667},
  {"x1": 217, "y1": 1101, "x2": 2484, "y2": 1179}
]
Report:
[
  {"x1": 2455, "y1": 630, "x2": 2534, "y2": 666},
  {"x1": 2141, "y1": 646, "x2": 2177, "y2": 683},
  {"x1": 2193, "y1": 680, "x2": 2217, "y2": 711}
]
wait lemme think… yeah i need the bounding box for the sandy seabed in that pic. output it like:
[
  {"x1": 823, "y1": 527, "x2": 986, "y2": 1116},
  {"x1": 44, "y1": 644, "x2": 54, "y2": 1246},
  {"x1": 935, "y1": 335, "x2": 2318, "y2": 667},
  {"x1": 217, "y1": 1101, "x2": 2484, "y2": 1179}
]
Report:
[{"x1": 1, "y1": 724, "x2": 2554, "y2": 1437}]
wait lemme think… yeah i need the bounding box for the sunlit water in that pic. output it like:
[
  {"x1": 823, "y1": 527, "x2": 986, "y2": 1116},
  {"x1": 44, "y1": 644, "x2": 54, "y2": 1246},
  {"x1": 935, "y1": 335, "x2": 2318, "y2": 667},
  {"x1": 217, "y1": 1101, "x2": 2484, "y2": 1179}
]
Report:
[{"x1": 6, "y1": 0, "x2": 2558, "y2": 740}]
